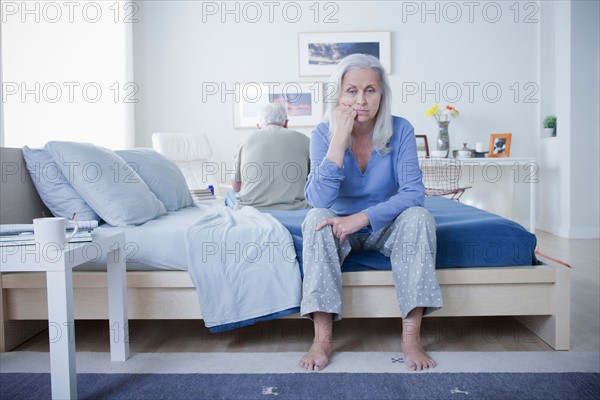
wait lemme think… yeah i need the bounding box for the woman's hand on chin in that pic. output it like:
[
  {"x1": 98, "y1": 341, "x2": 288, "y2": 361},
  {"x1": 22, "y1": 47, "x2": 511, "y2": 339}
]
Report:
[
  {"x1": 325, "y1": 105, "x2": 357, "y2": 167},
  {"x1": 332, "y1": 104, "x2": 357, "y2": 144}
]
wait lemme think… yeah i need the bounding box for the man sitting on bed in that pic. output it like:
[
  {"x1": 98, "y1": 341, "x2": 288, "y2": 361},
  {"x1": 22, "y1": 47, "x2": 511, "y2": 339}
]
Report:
[{"x1": 231, "y1": 101, "x2": 311, "y2": 211}]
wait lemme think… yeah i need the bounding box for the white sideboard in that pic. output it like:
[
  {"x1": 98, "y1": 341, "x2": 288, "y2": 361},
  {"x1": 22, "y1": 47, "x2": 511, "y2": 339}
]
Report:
[{"x1": 423, "y1": 157, "x2": 537, "y2": 232}]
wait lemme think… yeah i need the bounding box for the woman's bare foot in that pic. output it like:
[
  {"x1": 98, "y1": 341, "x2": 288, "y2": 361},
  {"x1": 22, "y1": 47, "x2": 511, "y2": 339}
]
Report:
[
  {"x1": 300, "y1": 312, "x2": 333, "y2": 371},
  {"x1": 401, "y1": 338, "x2": 436, "y2": 371},
  {"x1": 299, "y1": 341, "x2": 332, "y2": 371},
  {"x1": 401, "y1": 307, "x2": 436, "y2": 371}
]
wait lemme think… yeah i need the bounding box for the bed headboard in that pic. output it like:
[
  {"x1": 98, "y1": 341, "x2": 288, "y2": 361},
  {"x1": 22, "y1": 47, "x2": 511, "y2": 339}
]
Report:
[{"x1": 0, "y1": 147, "x2": 51, "y2": 224}]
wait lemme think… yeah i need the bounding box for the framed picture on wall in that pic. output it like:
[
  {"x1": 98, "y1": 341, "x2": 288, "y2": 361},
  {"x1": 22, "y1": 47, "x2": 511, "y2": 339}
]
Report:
[
  {"x1": 488, "y1": 133, "x2": 512, "y2": 158},
  {"x1": 233, "y1": 82, "x2": 324, "y2": 128},
  {"x1": 298, "y1": 31, "x2": 391, "y2": 76},
  {"x1": 415, "y1": 135, "x2": 429, "y2": 157}
]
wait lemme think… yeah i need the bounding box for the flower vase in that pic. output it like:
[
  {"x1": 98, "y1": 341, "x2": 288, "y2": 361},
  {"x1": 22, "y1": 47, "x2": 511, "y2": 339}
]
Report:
[{"x1": 436, "y1": 121, "x2": 450, "y2": 157}]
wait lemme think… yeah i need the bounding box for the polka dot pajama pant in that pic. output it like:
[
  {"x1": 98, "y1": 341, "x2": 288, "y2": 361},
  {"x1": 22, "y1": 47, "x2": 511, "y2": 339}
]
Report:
[{"x1": 300, "y1": 207, "x2": 443, "y2": 320}]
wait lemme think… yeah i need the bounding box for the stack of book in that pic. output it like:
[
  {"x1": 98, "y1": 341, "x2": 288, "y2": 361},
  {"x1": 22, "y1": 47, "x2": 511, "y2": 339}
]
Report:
[
  {"x1": 190, "y1": 186, "x2": 215, "y2": 202},
  {"x1": 0, "y1": 220, "x2": 98, "y2": 247}
]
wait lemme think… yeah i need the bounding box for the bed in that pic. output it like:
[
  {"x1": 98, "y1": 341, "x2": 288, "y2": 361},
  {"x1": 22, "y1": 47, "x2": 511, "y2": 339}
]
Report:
[{"x1": 0, "y1": 147, "x2": 570, "y2": 351}]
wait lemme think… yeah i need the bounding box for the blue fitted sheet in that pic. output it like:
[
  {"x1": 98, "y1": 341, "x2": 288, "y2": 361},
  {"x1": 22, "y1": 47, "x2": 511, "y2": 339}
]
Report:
[{"x1": 264, "y1": 196, "x2": 537, "y2": 272}]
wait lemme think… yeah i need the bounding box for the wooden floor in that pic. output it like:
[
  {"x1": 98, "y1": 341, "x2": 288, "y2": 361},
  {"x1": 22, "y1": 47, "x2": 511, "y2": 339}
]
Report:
[{"x1": 12, "y1": 230, "x2": 600, "y2": 354}]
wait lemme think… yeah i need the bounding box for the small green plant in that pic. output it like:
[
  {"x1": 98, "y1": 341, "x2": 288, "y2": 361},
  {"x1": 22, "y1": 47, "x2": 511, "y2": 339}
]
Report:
[{"x1": 543, "y1": 115, "x2": 557, "y2": 129}]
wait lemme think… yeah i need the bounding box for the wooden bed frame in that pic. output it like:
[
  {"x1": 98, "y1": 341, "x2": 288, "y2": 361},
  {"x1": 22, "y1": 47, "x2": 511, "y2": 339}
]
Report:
[{"x1": 0, "y1": 147, "x2": 571, "y2": 352}]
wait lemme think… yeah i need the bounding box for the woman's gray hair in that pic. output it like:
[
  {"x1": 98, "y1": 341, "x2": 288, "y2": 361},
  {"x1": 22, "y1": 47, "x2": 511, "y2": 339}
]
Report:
[
  {"x1": 325, "y1": 53, "x2": 392, "y2": 153},
  {"x1": 258, "y1": 101, "x2": 288, "y2": 128}
]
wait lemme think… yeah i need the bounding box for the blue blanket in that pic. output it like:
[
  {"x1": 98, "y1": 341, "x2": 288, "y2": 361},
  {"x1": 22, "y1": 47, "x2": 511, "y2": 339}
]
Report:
[{"x1": 261, "y1": 196, "x2": 537, "y2": 272}]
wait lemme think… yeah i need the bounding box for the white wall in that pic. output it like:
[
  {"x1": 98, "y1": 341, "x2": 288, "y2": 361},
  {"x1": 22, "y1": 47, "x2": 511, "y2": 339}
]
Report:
[
  {"x1": 538, "y1": 0, "x2": 600, "y2": 239},
  {"x1": 133, "y1": 0, "x2": 539, "y2": 202},
  {"x1": 569, "y1": 0, "x2": 599, "y2": 238},
  {"x1": 0, "y1": 19, "x2": 4, "y2": 147},
  {"x1": 538, "y1": 0, "x2": 571, "y2": 237}
]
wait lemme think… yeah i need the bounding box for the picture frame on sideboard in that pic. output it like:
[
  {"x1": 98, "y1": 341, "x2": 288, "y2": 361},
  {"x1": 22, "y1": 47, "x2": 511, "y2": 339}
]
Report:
[
  {"x1": 488, "y1": 133, "x2": 512, "y2": 158},
  {"x1": 415, "y1": 134, "x2": 429, "y2": 157}
]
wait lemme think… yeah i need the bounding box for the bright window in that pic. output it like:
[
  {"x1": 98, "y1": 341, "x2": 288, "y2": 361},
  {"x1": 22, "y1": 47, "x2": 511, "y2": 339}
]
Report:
[{"x1": 1, "y1": 1, "x2": 135, "y2": 149}]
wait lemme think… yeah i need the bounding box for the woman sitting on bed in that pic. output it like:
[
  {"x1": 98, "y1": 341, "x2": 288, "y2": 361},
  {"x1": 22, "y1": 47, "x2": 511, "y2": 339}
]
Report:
[{"x1": 300, "y1": 53, "x2": 443, "y2": 372}]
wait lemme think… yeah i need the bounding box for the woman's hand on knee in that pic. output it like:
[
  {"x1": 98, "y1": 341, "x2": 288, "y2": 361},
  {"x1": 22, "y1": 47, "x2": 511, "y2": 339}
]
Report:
[{"x1": 315, "y1": 212, "x2": 370, "y2": 244}]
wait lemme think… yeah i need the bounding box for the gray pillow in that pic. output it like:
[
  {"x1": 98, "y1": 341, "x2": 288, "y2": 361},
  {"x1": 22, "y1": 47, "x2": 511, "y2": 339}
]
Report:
[
  {"x1": 21, "y1": 146, "x2": 100, "y2": 221},
  {"x1": 116, "y1": 148, "x2": 193, "y2": 211},
  {"x1": 46, "y1": 141, "x2": 167, "y2": 227}
]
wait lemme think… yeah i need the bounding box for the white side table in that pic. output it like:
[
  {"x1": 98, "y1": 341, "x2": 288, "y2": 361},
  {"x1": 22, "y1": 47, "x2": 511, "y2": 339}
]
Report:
[
  {"x1": 460, "y1": 158, "x2": 537, "y2": 233},
  {"x1": 0, "y1": 231, "x2": 129, "y2": 400},
  {"x1": 420, "y1": 157, "x2": 537, "y2": 232}
]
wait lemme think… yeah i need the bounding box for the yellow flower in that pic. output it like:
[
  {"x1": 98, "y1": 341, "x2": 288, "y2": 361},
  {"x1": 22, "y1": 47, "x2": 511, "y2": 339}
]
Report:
[
  {"x1": 426, "y1": 104, "x2": 459, "y2": 122},
  {"x1": 425, "y1": 105, "x2": 438, "y2": 117}
]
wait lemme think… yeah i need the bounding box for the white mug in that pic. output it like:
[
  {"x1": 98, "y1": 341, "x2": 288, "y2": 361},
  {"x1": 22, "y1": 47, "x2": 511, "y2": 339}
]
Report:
[{"x1": 33, "y1": 217, "x2": 79, "y2": 250}]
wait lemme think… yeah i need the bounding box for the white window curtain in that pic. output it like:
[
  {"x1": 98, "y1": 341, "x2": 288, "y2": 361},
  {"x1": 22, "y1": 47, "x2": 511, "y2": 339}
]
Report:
[{"x1": 1, "y1": 0, "x2": 135, "y2": 149}]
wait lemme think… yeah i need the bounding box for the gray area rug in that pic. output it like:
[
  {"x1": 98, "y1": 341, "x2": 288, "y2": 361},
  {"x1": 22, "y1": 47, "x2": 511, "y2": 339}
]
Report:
[
  {"x1": 2, "y1": 372, "x2": 599, "y2": 399},
  {"x1": 2, "y1": 352, "x2": 599, "y2": 399}
]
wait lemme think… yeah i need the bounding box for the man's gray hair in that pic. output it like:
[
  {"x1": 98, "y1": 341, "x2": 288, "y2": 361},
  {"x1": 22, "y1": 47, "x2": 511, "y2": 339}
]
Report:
[
  {"x1": 258, "y1": 101, "x2": 288, "y2": 128},
  {"x1": 325, "y1": 53, "x2": 392, "y2": 153}
]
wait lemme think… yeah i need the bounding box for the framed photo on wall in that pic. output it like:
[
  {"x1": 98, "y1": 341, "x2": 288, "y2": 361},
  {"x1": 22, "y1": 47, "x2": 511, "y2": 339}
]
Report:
[
  {"x1": 415, "y1": 135, "x2": 429, "y2": 157},
  {"x1": 488, "y1": 133, "x2": 512, "y2": 158},
  {"x1": 298, "y1": 31, "x2": 391, "y2": 76},
  {"x1": 233, "y1": 82, "x2": 324, "y2": 128}
]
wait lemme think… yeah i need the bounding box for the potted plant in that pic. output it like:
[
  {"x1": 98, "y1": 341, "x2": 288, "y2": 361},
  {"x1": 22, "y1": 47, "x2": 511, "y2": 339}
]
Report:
[{"x1": 543, "y1": 115, "x2": 557, "y2": 137}]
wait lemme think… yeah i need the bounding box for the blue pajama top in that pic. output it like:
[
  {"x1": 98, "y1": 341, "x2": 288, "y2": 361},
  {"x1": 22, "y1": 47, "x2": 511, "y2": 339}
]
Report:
[{"x1": 304, "y1": 116, "x2": 425, "y2": 233}]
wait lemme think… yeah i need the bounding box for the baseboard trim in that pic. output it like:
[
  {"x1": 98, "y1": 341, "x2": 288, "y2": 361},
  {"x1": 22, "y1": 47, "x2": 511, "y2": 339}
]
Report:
[{"x1": 567, "y1": 227, "x2": 600, "y2": 239}]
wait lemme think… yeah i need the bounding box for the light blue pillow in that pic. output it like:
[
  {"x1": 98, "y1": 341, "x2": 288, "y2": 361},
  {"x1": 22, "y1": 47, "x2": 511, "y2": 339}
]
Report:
[
  {"x1": 46, "y1": 141, "x2": 167, "y2": 227},
  {"x1": 21, "y1": 146, "x2": 101, "y2": 221},
  {"x1": 116, "y1": 148, "x2": 193, "y2": 211}
]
